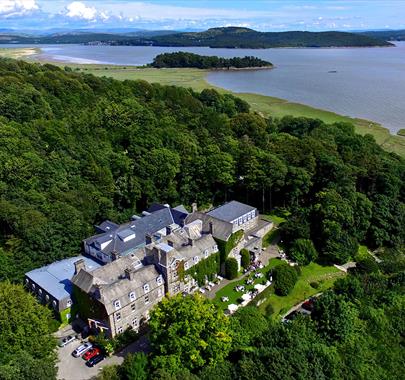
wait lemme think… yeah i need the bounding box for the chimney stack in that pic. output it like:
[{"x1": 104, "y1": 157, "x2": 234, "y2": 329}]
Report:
[
  {"x1": 74, "y1": 259, "x2": 86, "y2": 275},
  {"x1": 192, "y1": 202, "x2": 198, "y2": 213},
  {"x1": 111, "y1": 251, "x2": 120, "y2": 261},
  {"x1": 145, "y1": 234, "x2": 153, "y2": 245},
  {"x1": 188, "y1": 237, "x2": 194, "y2": 247},
  {"x1": 209, "y1": 222, "x2": 213, "y2": 235},
  {"x1": 167, "y1": 240, "x2": 174, "y2": 247},
  {"x1": 124, "y1": 267, "x2": 134, "y2": 280}
]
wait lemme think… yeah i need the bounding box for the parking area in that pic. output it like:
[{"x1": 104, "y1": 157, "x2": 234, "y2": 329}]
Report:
[{"x1": 57, "y1": 335, "x2": 149, "y2": 380}]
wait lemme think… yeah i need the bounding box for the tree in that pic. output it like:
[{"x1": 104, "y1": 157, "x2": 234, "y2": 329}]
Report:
[
  {"x1": 120, "y1": 353, "x2": 149, "y2": 380},
  {"x1": 356, "y1": 257, "x2": 379, "y2": 274},
  {"x1": 0, "y1": 282, "x2": 57, "y2": 379},
  {"x1": 240, "y1": 249, "x2": 250, "y2": 269},
  {"x1": 289, "y1": 239, "x2": 318, "y2": 265},
  {"x1": 273, "y1": 263, "x2": 298, "y2": 296},
  {"x1": 225, "y1": 258, "x2": 238, "y2": 280},
  {"x1": 149, "y1": 294, "x2": 232, "y2": 374},
  {"x1": 311, "y1": 291, "x2": 358, "y2": 342}
]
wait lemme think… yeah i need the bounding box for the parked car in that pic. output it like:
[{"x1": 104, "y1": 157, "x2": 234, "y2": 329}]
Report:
[
  {"x1": 302, "y1": 300, "x2": 314, "y2": 311},
  {"x1": 58, "y1": 335, "x2": 76, "y2": 347},
  {"x1": 83, "y1": 347, "x2": 101, "y2": 361},
  {"x1": 86, "y1": 353, "x2": 105, "y2": 367},
  {"x1": 72, "y1": 342, "x2": 93, "y2": 357}
]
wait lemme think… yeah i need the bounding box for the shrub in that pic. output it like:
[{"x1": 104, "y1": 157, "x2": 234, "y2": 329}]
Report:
[
  {"x1": 273, "y1": 264, "x2": 298, "y2": 296},
  {"x1": 310, "y1": 281, "x2": 319, "y2": 289},
  {"x1": 356, "y1": 257, "x2": 379, "y2": 274},
  {"x1": 289, "y1": 239, "x2": 318, "y2": 265},
  {"x1": 225, "y1": 258, "x2": 238, "y2": 280},
  {"x1": 240, "y1": 249, "x2": 250, "y2": 269},
  {"x1": 265, "y1": 303, "x2": 274, "y2": 316}
]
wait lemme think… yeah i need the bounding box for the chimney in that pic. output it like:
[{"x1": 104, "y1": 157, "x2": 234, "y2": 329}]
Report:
[
  {"x1": 111, "y1": 251, "x2": 120, "y2": 261},
  {"x1": 124, "y1": 268, "x2": 134, "y2": 280},
  {"x1": 188, "y1": 237, "x2": 194, "y2": 247},
  {"x1": 166, "y1": 225, "x2": 173, "y2": 235},
  {"x1": 167, "y1": 240, "x2": 174, "y2": 247},
  {"x1": 145, "y1": 234, "x2": 153, "y2": 245},
  {"x1": 93, "y1": 283, "x2": 103, "y2": 299},
  {"x1": 192, "y1": 202, "x2": 198, "y2": 213},
  {"x1": 74, "y1": 259, "x2": 86, "y2": 275},
  {"x1": 209, "y1": 222, "x2": 214, "y2": 235}
]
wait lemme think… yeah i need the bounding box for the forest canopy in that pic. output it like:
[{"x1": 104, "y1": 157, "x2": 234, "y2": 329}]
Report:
[
  {"x1": 0, "y1": 57, "x2": 403, "y2": 283},
  {"x1": 150, "y1": 52, "x2": 273, "y2": 69}
]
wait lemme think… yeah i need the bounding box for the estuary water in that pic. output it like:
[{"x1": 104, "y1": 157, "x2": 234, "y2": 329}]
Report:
[{"x1": 2, "y1": 43, "x2": 405, "y2": 133}]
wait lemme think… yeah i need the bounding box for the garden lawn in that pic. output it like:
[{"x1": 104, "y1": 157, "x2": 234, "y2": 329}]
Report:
[
  {"x1": 213, "y1": 259, "x2": 283, "y2": 311},
  {"x1": 254, "y1": 262, "x2": 345, "y2": 318}
]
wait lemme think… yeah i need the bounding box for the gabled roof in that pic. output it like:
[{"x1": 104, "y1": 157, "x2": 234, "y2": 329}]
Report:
[
  {"x1": 72, "y1": 255, "x2": 162, "y2": 315},
  {"x1": 207, "y1": 201, "x2": 256, "y2": 222},
  {"x1": 25, "y1": 255, "x2": 101, "y2": 301},
  {"x1": 84, "y1": 205, "x2": 188, "y2": 257}
]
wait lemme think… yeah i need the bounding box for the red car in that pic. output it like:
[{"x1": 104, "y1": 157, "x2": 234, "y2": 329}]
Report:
[{"x1": 82, "y1": 347, "x2": 101, "y2": 361}]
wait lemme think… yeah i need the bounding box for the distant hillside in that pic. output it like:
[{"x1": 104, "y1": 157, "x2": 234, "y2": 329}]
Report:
[
  {"x1": 125, "y1": 27, "x2": 393, "y2": 48},
  {"x1": 0, "y1": 27, "x2": 392, "y2": 48},
  {"x1": 360, "y1": 30, "x2": 405, "y2": 41}
]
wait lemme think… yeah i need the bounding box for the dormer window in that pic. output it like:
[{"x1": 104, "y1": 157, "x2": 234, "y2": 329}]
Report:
[
  {"x1": 204, "y1": 249, "x2": 209, "y2": 258},
  {"x1": 45, "y1": 294, "x2": 49, "y2": 302},
  {"x1": 213, "y1": 245, "x2": 218, "y2": 251},
  {"x1": 52, "y1": 300, "x2": 57, "y2": 308},
  {"x1": 184, "y1": 261, "x2": 189, "y2": 270},
  {"x1": 114, "y1": 300, "x2": 121, "y2": 310},
  {"x1": 129, "y1": 292, "x2": 136, "y2": 301},
  {"x1": 193, "y1": 256, "x2": 199, "y2": 264},
  {"x1": 143, "y1": 284, "x2": 150, "y2": 293},
  {"x1": 38, "y1": 289, "x2": 42, "y2": 295},
  {"x1": 156, "y1": 276, "x2": 163, "y2": 286}
]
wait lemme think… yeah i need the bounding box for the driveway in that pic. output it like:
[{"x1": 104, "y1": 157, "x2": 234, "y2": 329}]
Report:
[{"x1": 57, "y1": 335, "x2": 149, "y2": 380}]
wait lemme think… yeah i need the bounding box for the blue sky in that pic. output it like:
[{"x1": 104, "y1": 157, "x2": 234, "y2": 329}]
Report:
[{"x1": 1, "y1": 0, "x2": 405, "y2": 31}]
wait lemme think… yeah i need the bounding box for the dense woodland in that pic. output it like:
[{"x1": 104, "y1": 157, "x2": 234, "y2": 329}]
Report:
[
  {"x1": 0, "y1": 56, "x2": 404, "y2": 380},
  {"x1": 150, "y1": 52, "x2": 272, "y2": 69},
  {"x1": 0, "y1": 58, "x2": 403, "y2": 283},
  {"x1": 97, "y1": 252, "x2": 404, "y2": 379}
]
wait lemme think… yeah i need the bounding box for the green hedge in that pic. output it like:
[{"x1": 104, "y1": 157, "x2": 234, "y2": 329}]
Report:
[
  {"x1": 225, "y1": 258, "x2": 238, "y2": 280},
  {"x1": 240, "y1": 249, "x2": 250, "y2": 269},
  {"x1": 186, "y1": 252, "x2": 220, "y2": 286}
]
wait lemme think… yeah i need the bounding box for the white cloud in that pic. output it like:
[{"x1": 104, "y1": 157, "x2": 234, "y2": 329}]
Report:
[
  {"x1": 0, "y1": 0, "x2": 38, "y2": 18},
  {"x1": 65, "y1": 1, "x2": 97, "y2": 20}
]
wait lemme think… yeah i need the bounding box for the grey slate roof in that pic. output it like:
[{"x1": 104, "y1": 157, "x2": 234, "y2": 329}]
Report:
[
  {"x1": 72, "y1": 255, "x2": 162, "y2": 315},
  {"x1": 207, "y1": 201, "x2": 256, "y2": 222},
  {"x1": 25, "y1": 255, "x2": 101, "y2": 301},
  {"x1": 185, "y1": 212, "x2": 233, "y2": 241},
  {"x1": 84, "y1": 206, "x2": 188, "y2": 258}
]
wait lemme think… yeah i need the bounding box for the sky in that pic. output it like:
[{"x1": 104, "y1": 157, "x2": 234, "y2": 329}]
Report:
[{"x1": 1, "y1": 0, "x2": 405, "y2": 32}]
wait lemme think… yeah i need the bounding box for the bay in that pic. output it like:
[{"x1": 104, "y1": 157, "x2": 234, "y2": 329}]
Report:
[{"x1": 2, "y1": 43, "x2": 404, "y2": 134}]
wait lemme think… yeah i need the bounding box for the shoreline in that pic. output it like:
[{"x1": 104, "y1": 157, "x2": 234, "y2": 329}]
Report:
[{"x1": 0, "y1": 47, "x2": 403, "y2": 157}]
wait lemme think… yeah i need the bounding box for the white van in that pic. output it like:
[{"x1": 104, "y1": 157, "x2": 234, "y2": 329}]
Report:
[{"x1": 72, "y1": 342, "x2": 92, "y2": 357}]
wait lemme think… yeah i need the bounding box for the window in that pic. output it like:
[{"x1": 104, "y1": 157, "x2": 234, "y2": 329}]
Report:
[
  {"x1": 251, "y1": 210, "x2": 255, "y2": 218},
  {"x1": 66, "y1": 299, "x2": 72, "y2": 307},
  {"x1": 243, "y1": 215, "x2": 247, "y2": 222},
  {"x1": 238, "y1": 217, "x2": 242, "y2": 225},
  {"x1": 143, "y1": 284, "x2": 150, "y2": 293},
  {"x1": 66, "y1": 313, "x2": 71, "y2": 321},
  {"x1": 31, "y1": 283, "x2": 36, "y2": 290},
  {"x1": 38, "y1": 289, "x2": 42, "y2": 295},
  {"x1": 158, "y1": 288, "x2": 163, "y2": 297},
  {"x1": 131, "y1": 303, "x2": 136, "y2": 312},
  {"x1": 45, "y1": 294, "x2": 49, "y2": 302},
  {"x1": 52, "y1": 300, "x2": 57, "y2": 308},
  {"x1": 144, "y1": 295, "x2": 149, "y2": 304},
  {"x1": 204, "y1": 249, "x2": 209, "y2": 258},
  {"x1": 116, "y1": 312, "x2": 121, "y2": 321},
  {"x1": 193, "y1": 256, "x2": 199, "y2": 264},
  {"x1": 114, "y1": 300, "x2": 121, "y2": 310},
  {"x1": 156, "y1": 276, "x2": 163, "y2": 286},
  {"x1": 132, "y1": 318, "x2": 138, "y2": 328},
  {"x1": 213, "y1": 245, "x2": 218, "y2": 251},
  {"x1": 173, "y1": 284, "x2": 180, "y2": 293},
  {"x1": 117, "y1": 326, "x2": 123, "y2": 334},
  {"x1": 184, "y1": 261, "x2": 189, "y2": 270},
  {"x1": 129, "y1": 291, "x2": 136, "y2": 301}
]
